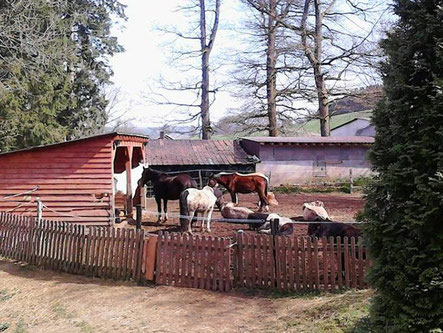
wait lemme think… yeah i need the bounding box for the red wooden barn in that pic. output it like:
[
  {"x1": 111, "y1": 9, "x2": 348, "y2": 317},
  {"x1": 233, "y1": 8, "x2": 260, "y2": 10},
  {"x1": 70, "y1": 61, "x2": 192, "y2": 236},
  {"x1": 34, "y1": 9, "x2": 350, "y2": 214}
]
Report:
[{"x1": 0, "y1": 132, "x2": 149, "y2": 225}]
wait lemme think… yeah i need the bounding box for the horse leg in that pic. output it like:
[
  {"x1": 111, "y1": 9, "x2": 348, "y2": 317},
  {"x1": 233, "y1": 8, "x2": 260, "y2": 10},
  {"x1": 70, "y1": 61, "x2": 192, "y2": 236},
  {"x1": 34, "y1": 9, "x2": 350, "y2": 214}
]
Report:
[
  {"x1": 258, "y1": 190, "x2": 269, "y2": 212},
  {"x1": 155, "y1": 197, "x2": 162, "y2": 223},
  {"x1": 163, "y1": 199, "x2": 168, "y2": 222},
  {"x1": 206, "y1": 207, "x2": 214, "y2": 233},
  {"x1": 200, "y1": 212, "x2": 206, "y2": 232},
  {"x1": 230, "y1": 192, "x2": 238, "y2": 206},
  {"x1": 187, "y1": 211, "x2": 195, "y2": 234}
]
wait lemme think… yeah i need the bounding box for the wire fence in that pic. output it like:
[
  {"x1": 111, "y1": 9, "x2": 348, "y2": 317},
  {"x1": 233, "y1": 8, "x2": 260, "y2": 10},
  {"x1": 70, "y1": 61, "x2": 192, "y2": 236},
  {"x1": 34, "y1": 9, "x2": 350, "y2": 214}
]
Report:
[{"x1": 140, "y1": 209, "x2": 367, "y2": 225}]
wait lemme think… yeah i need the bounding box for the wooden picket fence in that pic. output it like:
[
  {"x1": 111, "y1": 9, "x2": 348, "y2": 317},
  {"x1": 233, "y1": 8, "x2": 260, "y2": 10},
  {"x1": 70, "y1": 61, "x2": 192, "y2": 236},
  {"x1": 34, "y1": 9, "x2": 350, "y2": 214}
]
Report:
[
  {"x1": 0, "y1": 212, "x2": 147, "y2": 281},
  {"x1": 0, "y1": 212, "x2": 370, "y2": 292},
  {"x1": 155, "y1": 232, "x2": 232, "y2": 291},
  {"x1": 155, "y1": 232, "x2": 369, "y2": 292},
  {"x1": 234, "y1": 233, "x2": 369, "y2": 291}
]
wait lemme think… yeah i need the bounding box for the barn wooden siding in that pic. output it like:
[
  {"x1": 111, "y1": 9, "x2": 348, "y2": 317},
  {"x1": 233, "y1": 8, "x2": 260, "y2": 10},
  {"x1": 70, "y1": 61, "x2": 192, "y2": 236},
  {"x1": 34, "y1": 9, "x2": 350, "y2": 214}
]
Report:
[{"x1": 0, "y1": 134, "x2": 148, "y2": 225}]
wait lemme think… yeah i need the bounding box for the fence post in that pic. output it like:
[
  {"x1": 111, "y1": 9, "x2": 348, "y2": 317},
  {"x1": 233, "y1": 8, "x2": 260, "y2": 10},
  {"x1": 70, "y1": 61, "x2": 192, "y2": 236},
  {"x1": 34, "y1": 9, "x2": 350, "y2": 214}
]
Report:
[
  {"x1": 136, "y1": 204, "x2": 142, "y2": 230},
  {"x1": 271, "y1": 218, "x2": 279, "y2": 288},
  {"x1": 349, "y1": 168, "x2": 353, "y2": 194},
  {"x1": 198, "y1": 170, "x2": 203, "y2": 189},
  {"x1": 36, "y1": 197, "x2": 43, "y2": 223}
]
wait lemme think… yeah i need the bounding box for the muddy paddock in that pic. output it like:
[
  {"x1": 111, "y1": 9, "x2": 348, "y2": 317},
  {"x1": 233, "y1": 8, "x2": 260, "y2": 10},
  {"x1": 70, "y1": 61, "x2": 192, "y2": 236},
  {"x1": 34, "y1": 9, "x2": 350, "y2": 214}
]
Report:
[{"x1": 119, "y1": 192, "x2": 364, "y2": 238}]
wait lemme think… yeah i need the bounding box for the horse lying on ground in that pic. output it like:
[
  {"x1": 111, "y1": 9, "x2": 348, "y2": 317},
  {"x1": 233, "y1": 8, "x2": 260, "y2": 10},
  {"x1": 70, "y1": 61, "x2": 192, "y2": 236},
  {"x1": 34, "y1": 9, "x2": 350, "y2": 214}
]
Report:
[
  {"x1": 247, "y1": 212, "x2": 294, "y2": 236},
  {"x1": 208, "y1": 172, "x2": 276, "y2": 212},
  {"x1": 308, "y1": 221, "x2": 361, "y2": 238},
  {"x1": 302, "y1": 201, "x2": 330, "y2": 221},
  {"x1": 179, "y1": 186, "x2": 217, "y2": 234},
  {"x1": 220, "y1": 202, "x2": 254, "y2": 220},
  {"x1": 136, "y1": 167, "x2": 197, "y2": 223}
]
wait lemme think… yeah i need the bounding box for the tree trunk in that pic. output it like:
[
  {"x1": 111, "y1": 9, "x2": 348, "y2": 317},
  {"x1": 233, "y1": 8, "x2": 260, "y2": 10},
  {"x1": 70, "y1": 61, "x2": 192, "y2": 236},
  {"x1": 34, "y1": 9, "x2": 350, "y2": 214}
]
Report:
[
  {"x1": 200, "y1": 0, "x2": 211, "y2": 140},
  {"x1": 266, "y1": 0, "x2": 278, "y2": 137},
  {"x1": 313, "y1": 0, "x2": 330, "y2": 136},
  {"x1": 315, "y1": 69, "x2": 330, "y2": 136}
]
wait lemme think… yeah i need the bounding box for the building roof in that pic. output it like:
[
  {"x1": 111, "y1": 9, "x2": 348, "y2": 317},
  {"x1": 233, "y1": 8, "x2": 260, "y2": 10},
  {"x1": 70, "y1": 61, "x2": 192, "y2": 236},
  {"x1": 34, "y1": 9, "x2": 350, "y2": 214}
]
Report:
[
  {"x1": 331, "y1": 117, "x2": 372, "y2": 132},
  {"x1": 241, "y1": 136, "x2": 374, "y2": 145},
  {"x1": 0, "y1": 132, "x2": 149, "y2": 156},
  {"x1": 146, "y1": 139, "x2": 257, "y2": 166}
]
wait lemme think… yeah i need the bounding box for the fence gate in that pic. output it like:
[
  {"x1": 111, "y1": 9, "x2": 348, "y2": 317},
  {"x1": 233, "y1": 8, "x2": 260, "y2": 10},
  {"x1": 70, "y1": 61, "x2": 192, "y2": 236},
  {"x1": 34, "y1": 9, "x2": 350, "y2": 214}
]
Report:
[{"x1": 155, "y1": 232, "x2": 232, "y2": 291}]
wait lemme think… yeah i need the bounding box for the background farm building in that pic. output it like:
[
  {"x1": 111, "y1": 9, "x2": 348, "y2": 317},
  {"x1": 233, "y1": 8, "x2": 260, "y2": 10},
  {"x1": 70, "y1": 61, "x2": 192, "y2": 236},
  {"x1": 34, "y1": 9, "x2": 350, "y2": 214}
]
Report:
[
  {"x1": 143, "y1": 138, "x2": 258, "y2": 192},
  {"x1": 240, "y1": 137, "x2": 374, "y2": 186}
]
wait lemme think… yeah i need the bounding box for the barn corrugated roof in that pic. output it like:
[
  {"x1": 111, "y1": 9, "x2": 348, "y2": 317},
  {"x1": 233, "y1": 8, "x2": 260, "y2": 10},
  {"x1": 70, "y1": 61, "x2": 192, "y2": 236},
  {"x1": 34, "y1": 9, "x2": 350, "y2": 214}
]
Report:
[
  {"x1": 241, "y1": 136, "x2": 374, "y2": 145},
  {"x1": 146, "y1": 139, "x2": 256, "y2": 166}
]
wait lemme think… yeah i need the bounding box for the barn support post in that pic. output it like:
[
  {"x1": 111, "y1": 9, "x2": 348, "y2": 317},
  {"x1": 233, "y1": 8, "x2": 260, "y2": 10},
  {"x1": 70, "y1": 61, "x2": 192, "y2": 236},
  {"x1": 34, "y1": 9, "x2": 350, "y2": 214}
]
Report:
[{"x1": 125, "y1": 146, "x2": 134, "y2": 216}]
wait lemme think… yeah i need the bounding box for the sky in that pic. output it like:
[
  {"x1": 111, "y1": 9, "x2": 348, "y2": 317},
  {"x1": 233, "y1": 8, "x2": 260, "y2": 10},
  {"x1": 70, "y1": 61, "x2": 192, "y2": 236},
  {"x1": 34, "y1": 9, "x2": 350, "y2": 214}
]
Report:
[
  {"x1": 109, "y1": 0, "x2": 244, "y2": 130},
  {"x1": 108, "y1": 0, "x2": 391, "y2": 133}
]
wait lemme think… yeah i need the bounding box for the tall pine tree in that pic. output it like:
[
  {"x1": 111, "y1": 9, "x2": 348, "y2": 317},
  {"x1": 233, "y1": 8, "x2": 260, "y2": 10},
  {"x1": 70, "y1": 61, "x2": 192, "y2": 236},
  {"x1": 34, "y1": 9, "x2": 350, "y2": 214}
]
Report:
[
  {"x1": 0, "y1": 0, "x2": 125, "y2": 152},
  {"x1": 362, "y1": 0, "x2": 443, "y2": 331}
]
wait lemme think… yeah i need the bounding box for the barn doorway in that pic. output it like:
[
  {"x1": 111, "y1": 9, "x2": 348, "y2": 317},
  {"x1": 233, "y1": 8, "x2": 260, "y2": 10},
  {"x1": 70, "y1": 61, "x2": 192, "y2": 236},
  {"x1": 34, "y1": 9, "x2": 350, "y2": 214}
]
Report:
[{"x1": 113, "y1": 145, "x2": 145, "y2": 217}]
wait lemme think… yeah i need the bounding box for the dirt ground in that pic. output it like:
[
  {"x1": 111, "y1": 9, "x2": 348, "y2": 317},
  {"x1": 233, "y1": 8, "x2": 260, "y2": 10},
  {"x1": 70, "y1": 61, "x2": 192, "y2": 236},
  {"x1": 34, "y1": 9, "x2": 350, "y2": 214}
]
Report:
[
  {"x1": 120, "y1": 192, "x2": 365, "y2": 237},
  {"x1": 0, "y1": 259, "x2": 371, "y2": 333}
]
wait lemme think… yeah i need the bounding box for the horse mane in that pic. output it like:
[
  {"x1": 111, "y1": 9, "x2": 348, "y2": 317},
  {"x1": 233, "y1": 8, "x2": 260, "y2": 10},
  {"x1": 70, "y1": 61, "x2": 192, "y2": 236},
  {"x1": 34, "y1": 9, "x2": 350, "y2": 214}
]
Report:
[
  {"x1": 235, "y1": 172, "x2": 269, "y2": 183},
  {"x1": 213, "y1": 172, "x2": 269, "y2": 183}
]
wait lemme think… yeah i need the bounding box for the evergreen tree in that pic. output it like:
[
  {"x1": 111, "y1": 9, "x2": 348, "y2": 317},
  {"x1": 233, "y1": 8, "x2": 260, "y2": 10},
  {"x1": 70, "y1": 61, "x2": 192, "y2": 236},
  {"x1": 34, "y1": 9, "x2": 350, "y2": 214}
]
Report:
[
  {"x1": 362, "y1": 0, "x2": 443, "y2": 331},
  {"x1": 0, "y1": 0, "x2": 125, "y2": 152}
]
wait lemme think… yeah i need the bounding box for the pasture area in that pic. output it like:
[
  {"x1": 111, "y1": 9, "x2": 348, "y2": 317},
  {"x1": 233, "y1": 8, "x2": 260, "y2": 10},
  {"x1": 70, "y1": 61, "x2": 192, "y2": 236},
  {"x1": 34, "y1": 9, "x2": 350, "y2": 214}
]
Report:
[
  {"x1": 0, "y1": 259, "x2": 372, "y2": 333},
  {"x1": 134, "y1": 192, "x2": 365, "y2": 237}
]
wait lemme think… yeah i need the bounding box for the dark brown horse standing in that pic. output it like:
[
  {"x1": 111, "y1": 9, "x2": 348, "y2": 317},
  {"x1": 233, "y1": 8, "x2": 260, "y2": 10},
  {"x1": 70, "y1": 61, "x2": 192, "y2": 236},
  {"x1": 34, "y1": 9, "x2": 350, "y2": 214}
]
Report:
[
  {"x1": 136, "y1": 167, "x2": 197, "y2": 223},
  {"x1": 208, "y1": 172, "x2": 270, "y2": 212}
]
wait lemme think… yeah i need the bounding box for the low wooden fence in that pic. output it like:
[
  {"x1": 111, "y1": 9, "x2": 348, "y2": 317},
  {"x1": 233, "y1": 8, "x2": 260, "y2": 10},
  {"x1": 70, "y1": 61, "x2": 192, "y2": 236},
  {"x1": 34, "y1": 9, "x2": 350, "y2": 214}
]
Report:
[
  {"x1": 155, "y1": 232, "x2": 232, "y2": 291},
  {"x1": 0, "y1": 212, "x2": 370, "y2": 292},
  {"x1": 235, "y1": 233, "x2": 368, "y2": 291},
  {"x1": 154, "y1": 232, "x2": 369, "y2": 292},
  {"x1": 0, "y1": 212, "x2": 148, "y2": 281}
]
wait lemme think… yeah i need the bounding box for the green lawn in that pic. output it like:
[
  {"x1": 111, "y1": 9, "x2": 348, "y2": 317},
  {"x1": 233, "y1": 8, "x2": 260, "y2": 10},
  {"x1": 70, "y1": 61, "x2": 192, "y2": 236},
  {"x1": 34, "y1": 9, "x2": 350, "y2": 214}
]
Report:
[{"x1": 298, "y1": 110, "x2": 373, "y2": 135}]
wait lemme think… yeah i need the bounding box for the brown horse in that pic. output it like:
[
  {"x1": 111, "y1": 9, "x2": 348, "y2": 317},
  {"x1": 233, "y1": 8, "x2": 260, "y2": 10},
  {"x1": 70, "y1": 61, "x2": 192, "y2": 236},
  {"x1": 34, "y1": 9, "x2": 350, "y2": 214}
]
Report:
[
  {"x1": 208, "y1": 172, "x2": 270, "y2": 212},
  {"x1": 136, "y1": 167, "x2": 197, "y2": 223},
  {"x1": 308, "y1": 222, "x2": 361, "y2": 238}
]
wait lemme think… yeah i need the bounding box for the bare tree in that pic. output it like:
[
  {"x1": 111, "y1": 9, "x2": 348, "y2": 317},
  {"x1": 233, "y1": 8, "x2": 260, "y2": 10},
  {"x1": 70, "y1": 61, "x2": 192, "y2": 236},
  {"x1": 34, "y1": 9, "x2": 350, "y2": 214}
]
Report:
[
  {"x1": 149, "y1": 0, "x2": 221, "y2": 140},
  {"x1": 103, "y1": 86, "x2": 134, "y2": 132},
  {"x1": 225, "y1": 0, "x2": 304, "y2": 136},
  {"x1": 237, "y1": 0, "x2": 388, "y2": 136}
]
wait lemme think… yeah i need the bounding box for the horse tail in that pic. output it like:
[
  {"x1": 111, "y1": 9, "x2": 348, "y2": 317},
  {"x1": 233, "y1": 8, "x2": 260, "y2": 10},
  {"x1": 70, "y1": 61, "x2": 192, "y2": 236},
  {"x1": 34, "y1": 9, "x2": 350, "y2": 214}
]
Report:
[{"x1": 179, "y1": 190, "x2": 190, "y2": 231}]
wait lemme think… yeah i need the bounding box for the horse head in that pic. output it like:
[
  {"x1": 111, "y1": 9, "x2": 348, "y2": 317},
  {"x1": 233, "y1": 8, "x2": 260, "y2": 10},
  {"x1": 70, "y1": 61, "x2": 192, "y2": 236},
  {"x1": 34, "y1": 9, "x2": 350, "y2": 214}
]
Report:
[
  {"x1": 207, "y1": 173, "x2": 219, "y2": 187},
  {"x1": 208, "y1": 172, "x2": 231, "y2": 187},
  {"x1": 138, "y1": 167, "x2": 159, "y2": 186}
]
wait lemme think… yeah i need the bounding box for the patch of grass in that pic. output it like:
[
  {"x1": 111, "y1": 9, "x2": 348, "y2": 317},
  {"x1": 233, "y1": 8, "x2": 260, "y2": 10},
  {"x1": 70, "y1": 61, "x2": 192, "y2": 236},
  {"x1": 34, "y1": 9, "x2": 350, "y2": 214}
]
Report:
[
  {"x1": 15, "y1": 319, "x2": 27, "y2": 333},
  {"x1": 0, "y1": 323, "x2": 9, "y2": 332},
  {"x1": 0, "y1": 289, "x2": 15, "y2": 302},
  {"x1": 74, "y1": 320, "x2": 94, "y2": 333},
  {"x1": 268, "y1": 289, "x2": 327, "y2": 300},
  {"x1": 274, "y1": 184, "x2": 349, "y2": 194},
  {"x1": 51, "y1": 303, "x2": 74, "y2": 319},
  {"x1": 282, "y1": 290, "x2": 372, "y2": 333}
]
